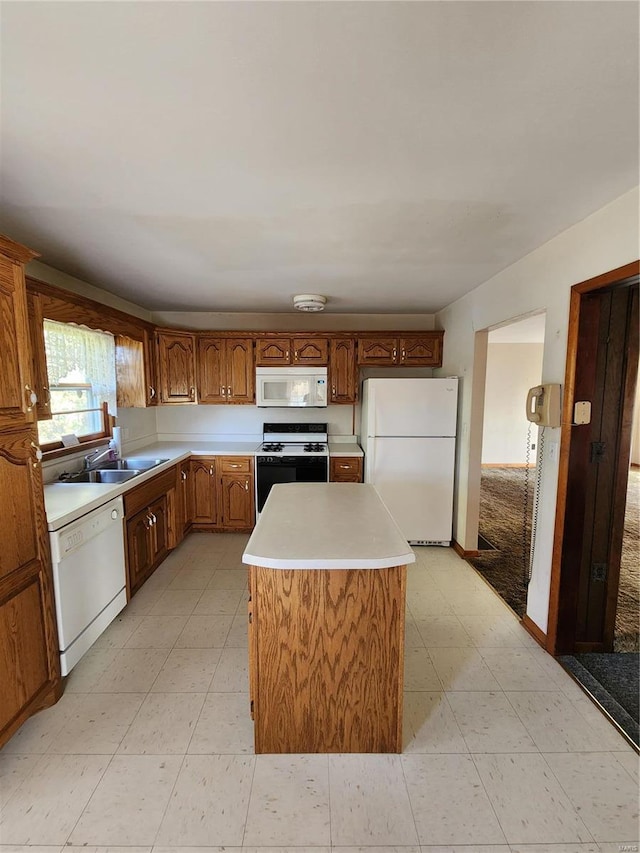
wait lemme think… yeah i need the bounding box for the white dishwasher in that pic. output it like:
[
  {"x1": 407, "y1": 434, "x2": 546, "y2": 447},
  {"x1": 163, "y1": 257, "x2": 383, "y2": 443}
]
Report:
[{"x1": 49, "y1": 495, "x2": 127, "y2": 675}]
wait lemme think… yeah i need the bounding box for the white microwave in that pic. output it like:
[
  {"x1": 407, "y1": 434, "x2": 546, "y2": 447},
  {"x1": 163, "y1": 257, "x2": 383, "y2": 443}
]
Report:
[{"x1": 256, "y1": 367, "x2": 328, "y2": 407}]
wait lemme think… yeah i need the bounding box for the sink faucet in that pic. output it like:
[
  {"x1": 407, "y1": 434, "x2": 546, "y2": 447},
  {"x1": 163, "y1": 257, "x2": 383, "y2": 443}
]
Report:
[{"x1": 83, "y1": 445, "x2": 114, "y2": 470}]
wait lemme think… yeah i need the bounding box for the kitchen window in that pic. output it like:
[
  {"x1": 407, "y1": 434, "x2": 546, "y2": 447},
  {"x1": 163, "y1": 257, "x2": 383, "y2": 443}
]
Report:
[{"x1": 37, "y1": 320, "x2": 117, "y2": 451}]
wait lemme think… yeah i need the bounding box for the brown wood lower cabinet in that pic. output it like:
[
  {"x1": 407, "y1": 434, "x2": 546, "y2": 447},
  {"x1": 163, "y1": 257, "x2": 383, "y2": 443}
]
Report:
[
  {"x1": 192, "y1": 456, "x2": 254, "y2": 530},
  {"x1": 329, "y1": 456, "x2": 363, "y2": 483},
  {"x1": 248, "y1": 564, "x2": 406, "y2": 753},
  {"x1": 123, "y1": 467, "x2": 175, "y2": 596}
]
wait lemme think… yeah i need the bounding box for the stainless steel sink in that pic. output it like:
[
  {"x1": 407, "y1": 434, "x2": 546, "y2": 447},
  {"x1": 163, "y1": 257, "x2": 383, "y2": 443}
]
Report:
[
  {"x1": 100, "y1": 458, "x2": 170, "y2": 471},
  {"x1": 62, "y1": 469, "x2": 142, "y2": 484}
]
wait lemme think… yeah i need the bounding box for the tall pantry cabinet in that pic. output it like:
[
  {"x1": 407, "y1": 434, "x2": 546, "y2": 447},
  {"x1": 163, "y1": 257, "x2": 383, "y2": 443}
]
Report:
[{"x1": 0, "y1": 235, "x2": 61, "y2": 748}]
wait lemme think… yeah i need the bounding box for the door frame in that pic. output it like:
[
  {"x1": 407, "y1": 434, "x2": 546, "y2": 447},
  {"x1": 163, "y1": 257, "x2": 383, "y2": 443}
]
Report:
[{"x1": 546, "y1": 260, "x2": 640, "y2": 654}]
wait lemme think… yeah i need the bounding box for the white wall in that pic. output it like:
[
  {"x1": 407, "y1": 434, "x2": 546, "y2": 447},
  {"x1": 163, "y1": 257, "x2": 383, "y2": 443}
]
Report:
[
  {"x1": 436, "y1": 187, "x2": 639, "y2": 634},
  {"x1": 482, "y1": 342, "x2": 544, "y2": 464},
  {"x1": 151, "y1": 311, "x2": 436, "y2": 331}
]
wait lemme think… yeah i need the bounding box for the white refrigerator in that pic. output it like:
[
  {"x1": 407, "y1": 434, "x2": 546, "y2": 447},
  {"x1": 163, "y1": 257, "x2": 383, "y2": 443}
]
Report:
[{"x1": 360, "y1": 377, "x2": 458, "y2": 545}]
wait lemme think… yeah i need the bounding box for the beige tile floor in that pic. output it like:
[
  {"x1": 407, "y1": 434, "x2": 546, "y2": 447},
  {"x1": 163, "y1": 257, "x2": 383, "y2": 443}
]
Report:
[{"x1": 1, "y1": 532, "x2": 638, "y2": 852}]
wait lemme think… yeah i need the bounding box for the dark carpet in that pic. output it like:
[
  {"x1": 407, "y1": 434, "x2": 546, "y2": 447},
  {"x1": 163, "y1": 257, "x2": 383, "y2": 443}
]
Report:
[
  {"x1": 559, "y1": 653, "x2": 639, "y2": 747},
  {"x1": 470, "y1": 466, "x2": 639, "y2": 652}
]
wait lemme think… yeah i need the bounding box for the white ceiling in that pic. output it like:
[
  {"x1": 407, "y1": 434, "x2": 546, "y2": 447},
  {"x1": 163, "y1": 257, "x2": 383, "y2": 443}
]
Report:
[{"x1": 1, "y1": 2, "x2": 638, "y2": 314}]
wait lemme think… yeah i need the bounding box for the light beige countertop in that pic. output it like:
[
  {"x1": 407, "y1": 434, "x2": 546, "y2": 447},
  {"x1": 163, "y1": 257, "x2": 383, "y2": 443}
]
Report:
[
  {"x1": 328, "y1": 442, "x2": 363, "y2": 457},
  {"x1": 242, "y1": 482, "x2": 415, "y2": 570},
  {"x1": 44, "y1": 440, "x2": 259, "y2": 531}
]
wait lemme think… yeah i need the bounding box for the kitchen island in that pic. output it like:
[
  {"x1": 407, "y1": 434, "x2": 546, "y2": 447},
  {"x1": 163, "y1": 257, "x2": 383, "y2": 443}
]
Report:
[{"x1": 242, "y1": 482, "x2": 415, "y2": 754}]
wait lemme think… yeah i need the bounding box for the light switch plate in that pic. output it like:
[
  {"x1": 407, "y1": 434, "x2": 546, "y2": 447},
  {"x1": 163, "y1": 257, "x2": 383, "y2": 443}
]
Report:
[{"x1": 574, "y1": 401, "x2": 591, "y2": 425}]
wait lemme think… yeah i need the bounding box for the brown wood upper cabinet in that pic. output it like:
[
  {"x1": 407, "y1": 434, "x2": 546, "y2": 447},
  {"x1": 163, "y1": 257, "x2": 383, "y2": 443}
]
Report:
[
  {"x1": 329, "y1": 338, "x2": 357, "y2": 403},
  {"x1": 144, "y1": 329, "x2": 159, "y2": 406},
  {"x1": 26, "y1": 291, "x2": 52, "y2": 421},
  {"x1": 157, "y1": 330, "x2": 197, "y2": 404},
  {"x1": 198, "y1": 337, "x2": 254, "y2": 404},
  {"x1": 256, "y1": 336, "x2": 328, "y2": 366},
  {"x1": 0, "y1": 249, "x2": 39, "y2": 430},
  {"x1": 357, "y1": 332, "x2": 443, "y2": 367}
]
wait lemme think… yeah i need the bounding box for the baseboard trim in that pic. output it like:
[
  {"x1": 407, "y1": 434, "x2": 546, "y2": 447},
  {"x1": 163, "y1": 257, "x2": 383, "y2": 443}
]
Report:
[
  {"x1": 522, "y1": 614, "x2": 547, "y2": 648},
  {"x1": 452, "y1": 539, "x2": 480, "y2": 559}
]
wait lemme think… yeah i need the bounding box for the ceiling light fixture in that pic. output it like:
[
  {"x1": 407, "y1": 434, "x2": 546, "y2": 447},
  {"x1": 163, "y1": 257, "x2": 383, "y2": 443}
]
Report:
[{"x1": 293, "y1": 294, "x2": 327, "y2": 312}]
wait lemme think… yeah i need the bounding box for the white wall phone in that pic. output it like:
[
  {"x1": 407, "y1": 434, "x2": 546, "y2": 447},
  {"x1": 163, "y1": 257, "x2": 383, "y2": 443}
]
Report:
[{"x1": 525, "y1": 383, "x2": 561, "y2": 427}]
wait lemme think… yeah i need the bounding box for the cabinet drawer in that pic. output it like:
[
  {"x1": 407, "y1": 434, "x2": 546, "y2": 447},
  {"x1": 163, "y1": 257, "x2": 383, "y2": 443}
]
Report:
[
  {"x1": 330, "y1": 457, "x2": 363, "y2": 482},
  {"x1": 220, "y1": 456, "x2": 252, "y2": 474}
]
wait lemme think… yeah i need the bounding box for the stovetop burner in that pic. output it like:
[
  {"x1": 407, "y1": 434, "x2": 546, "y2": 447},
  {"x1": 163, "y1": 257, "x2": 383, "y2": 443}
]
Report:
[
  {"x1": 262, "y1": 443, "x2": 284, "y2": 452},
  {"x1": 304, "y1": 443, "x2": 325, "y2": 452}
]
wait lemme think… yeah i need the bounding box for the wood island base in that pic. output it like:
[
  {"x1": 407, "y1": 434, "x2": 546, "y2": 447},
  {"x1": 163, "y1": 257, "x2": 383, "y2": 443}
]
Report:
[{"x1": 248, "y1": 563, "x2": 407, "y2": 754}]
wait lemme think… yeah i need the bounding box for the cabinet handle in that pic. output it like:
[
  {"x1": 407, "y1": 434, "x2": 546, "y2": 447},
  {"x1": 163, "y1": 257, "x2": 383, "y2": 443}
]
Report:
[
  {"x1": 248, "y1": 611, "x2": 253, "y2": 623},
  {"x1": 149, "y1": 511, "x2": 157, "y2": 525},
  {"x1": 149, "y1": 386, "x2": 156, "y2": 398},
  {"x1": 181, "y1": 470, "x2": 187, "y2": 481},
  {"x1": 209, "y1": 466, "x2": 214, "y2": 476},
  {"x1": 402, "y1": 349, "x2": 406, "y2": 360},
  {"x1": 229, "y1": 463, "x2": 239, "y2": 468},
  {"x1": 144, "y1": 516, "x2": 151, "y2": 530},
  {"x1": 43, "y1": 386, "x2": 51, "y2": 404},
  {"x1": 227, "y1": 386, "x2": 232, "y2": 397},
  {"x1": 221, "y1": 385, "x2": 226, "y2": 397},
  {"x1": 339, "y1": 464, "x2": 351, "y2": 469},
  {"x1": 294, "y1": 350, "x2": 298, "y2": 361},
  {"x1": 30, "y1": 440, "x2": 43, "y2": 467},
  {"x1": 190, "y1": 387, "x2": 195, "y2": 399},
  {"x1": 245, "y1": 479, "x2": 249, "y2": 491},
  {"x1": 392, "y1": 348, "x2": 397, "y2": 360},
  {"x1": 285, "y1": 350, "x2": 290, "y2": 360},
  {"x1": 332, "y1": 386, "x2": 336, "y2": 396},
  {"x1": 25, "y1": 384, "x2": 38, "y2": 410}
]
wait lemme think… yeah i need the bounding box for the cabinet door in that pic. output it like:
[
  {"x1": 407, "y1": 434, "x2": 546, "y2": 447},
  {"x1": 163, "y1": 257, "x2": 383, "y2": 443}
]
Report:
[
  {"x1": 357, "y1": 337, "x2": 399, "y2": 366},
  {"x1": 399, "y1": 334, "x2": 443, "y2": 366},
  {"x1": 329, "y1": 339, "x2": 357, "y2": 403},
  {"x1": 255, "y1": 338, "x2": 291, "y2": 366},
  {"x1": 115, "y1": 336, "x2": 146, "y2": 408},
  {"x1": 149, "y1": 496, "x2": 169, "y2": 565},
  {"x1": 329, "y1": 456, "x2": 363, "y2": 482},
  {"x1": 226, "y1": 339, "x2": 254, "y2": 403},
  {"x1": 292, "y1": 337, "x2": 328, "y2": 365},
  {"x1": 26, "y1": 292, "x2": 52, "y2": 420},
  {"x1": 157, "y1": 332, "x2": 196, "y2": 403},
  {"x1": 179, "y1": 460, "x2": 193, "y2": 535},
  {"x1": 126, "y1": 508, "x2": 154, "y2": 595},
  {"x1": 191, "y1": 458, "x2": 218, "y2": 525},
  {"x1": 197, "y1": 337, "x2": 226, "y2": 403},
  {"x1": 144, "y1": 329, "x2": 159, "y2": 406},
  {"x1": 0, "y1": 255, "x2": 37, "y2": 429},
  {"x1": 221, "y1": 473, "x2": 254, "y2": 529}
]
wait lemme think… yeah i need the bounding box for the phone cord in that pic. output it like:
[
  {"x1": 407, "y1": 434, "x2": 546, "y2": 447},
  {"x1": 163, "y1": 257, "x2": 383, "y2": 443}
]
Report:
[
  {"x1": 527, "y1": 427, "x2": 545, "y2": 586},
  {"x1": 523, "y1": 422, "x2": 533, "y2": 586}
]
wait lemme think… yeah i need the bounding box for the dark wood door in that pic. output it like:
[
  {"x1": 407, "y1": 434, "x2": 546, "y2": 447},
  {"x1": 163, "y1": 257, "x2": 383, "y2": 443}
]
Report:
[
  {"x1": 191, "y1": 458, "x2": 218, "y2": 525},
  {"x1": 255, "y1": 338, "x2": 291, "y2": 366},
  {"x1": 329, "y1": 339, "x2": 357, "y2": 403},
  {"x1": 292, "y1": 337, "x2": 328, "y2": 365},
  {"x1": 559, "y1": 281, "x2": 639, "y2": 652},
  {"x1": 197, "y1": 337, "x2": 225, "y2": 403},
  {"x1": 226, "y1": 339, "x2": 254, "y2": 403},
  {"x1": 221, "y1": 473, "x2": 254, "y2": 528},
  {"x1": 357, "y1": 337, "x2": 399, "y2": 366},
  {"x1": 158, "y1": 331, "x2": 196, "y2": 403}
]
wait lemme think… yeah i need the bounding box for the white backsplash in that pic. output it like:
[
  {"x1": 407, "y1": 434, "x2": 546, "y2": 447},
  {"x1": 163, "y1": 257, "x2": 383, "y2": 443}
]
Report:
[{"x1": 155, "y1": 403, "x2": 354, "y2": 441}]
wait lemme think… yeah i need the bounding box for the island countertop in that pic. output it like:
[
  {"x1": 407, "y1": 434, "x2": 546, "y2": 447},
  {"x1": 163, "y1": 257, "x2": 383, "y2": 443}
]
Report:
[{"x1": 242, "y1": 482, "x2": 416, "y2": 570}]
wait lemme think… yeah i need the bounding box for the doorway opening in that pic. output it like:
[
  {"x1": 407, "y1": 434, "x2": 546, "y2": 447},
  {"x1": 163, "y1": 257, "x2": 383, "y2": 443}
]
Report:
[
  {"x1": 548, "y1": 262, "x2": 639, "y2": 746},
  {"x1": 468, "y1": 314, "x2": 546, "y2": 616}
]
